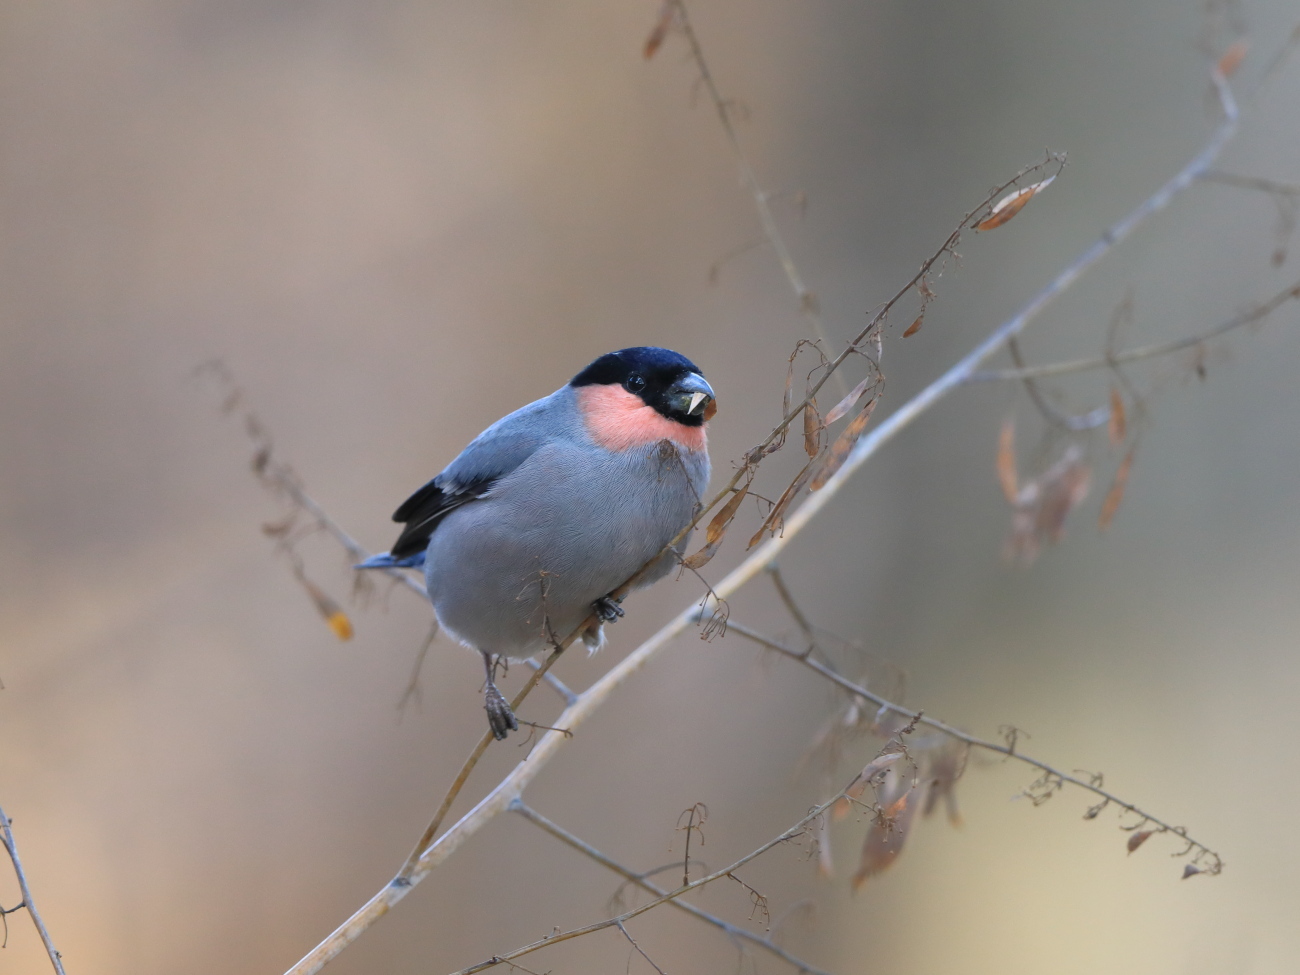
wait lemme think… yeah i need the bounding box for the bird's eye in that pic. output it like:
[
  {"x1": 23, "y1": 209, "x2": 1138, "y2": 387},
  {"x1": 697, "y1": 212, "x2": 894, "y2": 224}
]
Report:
[{"x1": 625, "y1": 374, "x2": 646, "y2": 393}]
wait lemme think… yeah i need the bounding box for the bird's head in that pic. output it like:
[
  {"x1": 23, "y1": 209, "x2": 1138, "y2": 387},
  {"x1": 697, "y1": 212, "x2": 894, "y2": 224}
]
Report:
[
  {"x1": 571, "y1": 347, "x2": 716, "y2": 425},
  {"x1": 570, "y1": 347, "x2": 715, "y2": 453}
]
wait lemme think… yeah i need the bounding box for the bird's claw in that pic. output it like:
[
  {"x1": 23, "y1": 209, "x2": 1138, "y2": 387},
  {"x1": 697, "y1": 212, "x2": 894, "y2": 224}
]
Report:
[
  {"x1": 593, "y1": 596, "x2": 625, "y2": 623},
  {"x1": 484, "y1": 683, "x2": 518, "y2": 740}
]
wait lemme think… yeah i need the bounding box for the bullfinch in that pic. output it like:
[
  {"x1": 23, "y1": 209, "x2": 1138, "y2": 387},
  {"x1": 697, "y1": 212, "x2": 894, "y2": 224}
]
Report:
[{"x1": 358, "y1": 347, "x2": 714, "y2": 738}]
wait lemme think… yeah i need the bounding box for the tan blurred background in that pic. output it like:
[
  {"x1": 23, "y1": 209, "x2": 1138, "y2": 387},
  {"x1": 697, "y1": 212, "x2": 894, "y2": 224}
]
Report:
[{"x1": 3, "y1": 0, "x2": 1299, "y2": 972}]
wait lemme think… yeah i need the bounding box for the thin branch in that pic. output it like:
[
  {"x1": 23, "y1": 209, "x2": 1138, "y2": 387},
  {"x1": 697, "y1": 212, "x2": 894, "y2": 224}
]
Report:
[
  {"x1": 456, "y1": 777, "x2": 869, "y2": 975},
  {"x1": 197, "y1": 361, "x2": 427, "y2": 599},
  {"x1": 1005, "y1": 336, "x2": 1110, "y2": 431},
  {"x1": 1199, "y1": 169, "x2": 1300, "y2": 195},
  {"x1": 967, "y1": 280, "x2": 1300, "y2": 383},
  {"x1": 720, "y1": 619, "x2": 1223, "y2": 874},
  {"x1": 524, "y1": 658, "x2": 580, "y2": 708},
  {"x1": 0, "y1": 805, "x2": 67, "y2": 975},
  {"x1": 509, "y1": 802, "x2": 830, "y2": 974},
  {"x1": 669, "y1": 0, "x2": 844, "y2": 391},
  {"x1": 283, "y1": 61, "x2": 1238, "y2": 975},
  {"x1": 616, "y1": 921, "x2": 668, "y2": 975},
  {"x1": 674, "y1": 152, "x2": 1066, "y2": 556},
  {"x1": 397, "y1": 623, "x2": 440, "y2": 715},
  {"x1": 765, "y1": 564, "x2": 818, "y2": 655}
]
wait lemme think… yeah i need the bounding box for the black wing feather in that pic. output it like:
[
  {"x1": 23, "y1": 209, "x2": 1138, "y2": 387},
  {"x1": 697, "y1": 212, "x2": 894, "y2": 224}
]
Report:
[
  {"x1": 389, "y1": 477, "x2": 492, "y2": 560},
  {"x1": 385, "y1": 389, "x2": 558, "y2": 560}
]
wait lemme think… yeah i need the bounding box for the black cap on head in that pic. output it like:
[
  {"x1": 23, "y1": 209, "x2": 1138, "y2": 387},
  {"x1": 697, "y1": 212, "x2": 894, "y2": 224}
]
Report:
[{"x1": 570, "y1": 347, "x2": 713, "y2": 426}]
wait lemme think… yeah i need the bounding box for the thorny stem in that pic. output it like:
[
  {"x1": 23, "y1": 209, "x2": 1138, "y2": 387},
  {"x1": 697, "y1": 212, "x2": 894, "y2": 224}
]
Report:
[
  {"x1": 283, "y1": 59, "x2": 1238, "y2": 975},
  {"x1": 721, "y1": 619, "x2": 1223, "y2": 873},
  {"x1": 0, "y1": 805, "x2": 67, "y2": 975},
  {"x1": 510, "y1": 801, "x2": 831, "y2": 975}
]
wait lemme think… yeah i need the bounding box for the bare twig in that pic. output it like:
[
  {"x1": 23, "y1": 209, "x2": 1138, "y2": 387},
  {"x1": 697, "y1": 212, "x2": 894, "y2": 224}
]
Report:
[
  {"x1": 616, "y1": 921, "x2": 669, "y2": 975},
  {"x1": 720, "y1": 619, "x2": 1223, "y2": 875},
  {"x1": 198, "y1": 361, "x2": 427, "y2": 600},
  {"x1": 765, "y1": 564, "x2": 818, "y2": 656},
  {"x1": 397, "y1": 623, "x2": 440, "y2": 716},
  {"x1": 456, "y1": 781, "x2": 863, "y2": 975},
  {"x1": 523, "y1": 659, "x2": 580, "y2": 708},
  {"x1": 510, "y1": 801, "x2": 829, "y2": 975},
  {"x1": 676, "y1": 802, "x2": 708, "y2": 886},
  {"x1": 668, "y1": 0, "x2": 844, "y2": 391},
  {"x1": 1199, "y1": 169, "x2": 1300, "y2": 195},
  {"x1": 0, "y1": 805, "x2": 67, "y2": 975},
  {"x1": 1005, "y1": 336, "x2": 1110, "y2": 431},
  {"x1": 967, "y1": 280, "x2": 1300, "y2": 383}
]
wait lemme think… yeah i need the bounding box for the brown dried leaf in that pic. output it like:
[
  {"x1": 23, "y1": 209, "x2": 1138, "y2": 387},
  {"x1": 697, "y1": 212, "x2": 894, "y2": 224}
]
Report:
[
  {"x1": 1004, "y1": 444, "x2": 1091, "y2": 564},
  {"x1": 902, "y1": 313, "x2": 924, "y2": 338},
  {"x1": 803, "y1": 398, "x2": 822, "y2": 458},
  {"x1": 643, "y1": 0, "x2": 675, "y2": 59},
  {"x1": 824, "y1": 375, "x2": 874, "y2": 425},
  {"x1": 809, "y1": 398, "x2": 877, "y2": 491},
  {"x1": 1108, "y1": 386, "x2": 1127, "y2": 446},
  {"x1": 1216, "y1": 39, "x2": 1249, "y2": 79},
  {"x1": 1127, "y1": 830, "x2": 1154, "y2": 854},
  {"x1": 748, "y1": 459, "x2": 817, "y2": 548},
  {"x1": 975, "y1": 176, "x2": 1056, "y2": 231},
  {"x1": 997, "y1": 419, "x2": 1019, "y2": 503},
  {"x1": 1033, "y1": 447, "x2": 1091, "y2": 543},
  {"x1": 1098, "y1": 447, "x2": 1135, "y2": 531},
  {"x1": 681, "y1": 480, "x2": 751, "y2": 570},
  {"x1": 851, "y1": 770, "x2": 926, "y2": 890}
]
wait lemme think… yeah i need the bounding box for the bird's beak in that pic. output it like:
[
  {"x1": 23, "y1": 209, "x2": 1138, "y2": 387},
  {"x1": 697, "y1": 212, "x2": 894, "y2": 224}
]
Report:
[{"x1": 668, "y1": 373, "x2": 716, "y2": 418}]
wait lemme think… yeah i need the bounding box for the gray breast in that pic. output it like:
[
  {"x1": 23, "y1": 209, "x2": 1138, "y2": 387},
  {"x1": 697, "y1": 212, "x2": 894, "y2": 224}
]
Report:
[{"x1": 424, "y1": 438, "x2": 708, "y2": 658}]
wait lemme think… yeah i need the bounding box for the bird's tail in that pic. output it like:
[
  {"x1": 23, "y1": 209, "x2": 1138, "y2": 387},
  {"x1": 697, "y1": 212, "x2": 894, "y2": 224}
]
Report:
[{"x1": 354, "y1": 551, "x2": 426, "y2": 571}]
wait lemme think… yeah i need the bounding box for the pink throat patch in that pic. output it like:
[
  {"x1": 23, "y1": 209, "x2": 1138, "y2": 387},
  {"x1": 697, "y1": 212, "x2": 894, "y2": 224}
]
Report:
[{"x1": 578, "y1": 384, "x2": 709, "y2": 453}]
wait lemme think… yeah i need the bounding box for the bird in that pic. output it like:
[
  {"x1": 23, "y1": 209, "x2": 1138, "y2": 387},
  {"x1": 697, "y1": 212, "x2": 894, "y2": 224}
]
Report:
[{"x1": 357, "y1": 347, "x2": 715, "y2": 739}]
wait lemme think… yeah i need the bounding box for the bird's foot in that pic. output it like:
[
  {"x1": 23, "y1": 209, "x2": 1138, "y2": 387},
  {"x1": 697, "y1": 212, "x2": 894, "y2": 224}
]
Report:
[
  {"x1": 593, "y1": 595, "x2": 625, "y2": 623},
  {"x1": 484, "y1": 682, "x2": 519, "y2": 740}
]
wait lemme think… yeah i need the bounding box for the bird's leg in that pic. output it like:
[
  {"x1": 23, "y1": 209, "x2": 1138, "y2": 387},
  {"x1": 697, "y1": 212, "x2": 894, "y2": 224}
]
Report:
[
  {"x1": 593, "y1": 594, "x2": 625, "y2": 623},
  {"x1": 481, "y1": 651, "x2": 518, "y2": 740}
]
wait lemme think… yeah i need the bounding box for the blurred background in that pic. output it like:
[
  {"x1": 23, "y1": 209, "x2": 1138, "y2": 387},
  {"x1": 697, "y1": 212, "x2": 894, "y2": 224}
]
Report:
[{"x1": 2, "y1": 0, "x2": 1299, "y2": 972}]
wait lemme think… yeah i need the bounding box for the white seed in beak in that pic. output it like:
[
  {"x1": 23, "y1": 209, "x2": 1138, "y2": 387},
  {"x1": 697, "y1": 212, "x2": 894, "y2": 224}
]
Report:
[{"x1": 688, "y1": 391, "x2": 708, "y2": 415}]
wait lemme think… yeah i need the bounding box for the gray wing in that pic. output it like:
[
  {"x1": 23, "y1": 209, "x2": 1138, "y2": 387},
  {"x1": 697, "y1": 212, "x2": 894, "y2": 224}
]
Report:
[{"x1": 388, "y1": 389, "x2": 573, "y2": 559}]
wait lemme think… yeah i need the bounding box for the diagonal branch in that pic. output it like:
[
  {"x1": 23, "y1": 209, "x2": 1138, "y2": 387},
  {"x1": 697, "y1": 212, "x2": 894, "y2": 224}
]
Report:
[
  {"x1": 967, "y1": 280, "x2": 1300, "y2": 382},
  {"x1": 455, "y1": 772, "x2": 872, "y2": 975},
  {"x1": 0, "y1": 804, "x2": 67, "y2": 975},
  {"x1": 283, "y1": 56, "x2": 1239, "y2": 975},
  {"x1": 510, "y1": 800, "x2": 829, "y2": 974},
  {"x1": 720, "y1": 620, "x2": 1222, "y2": 873}
]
